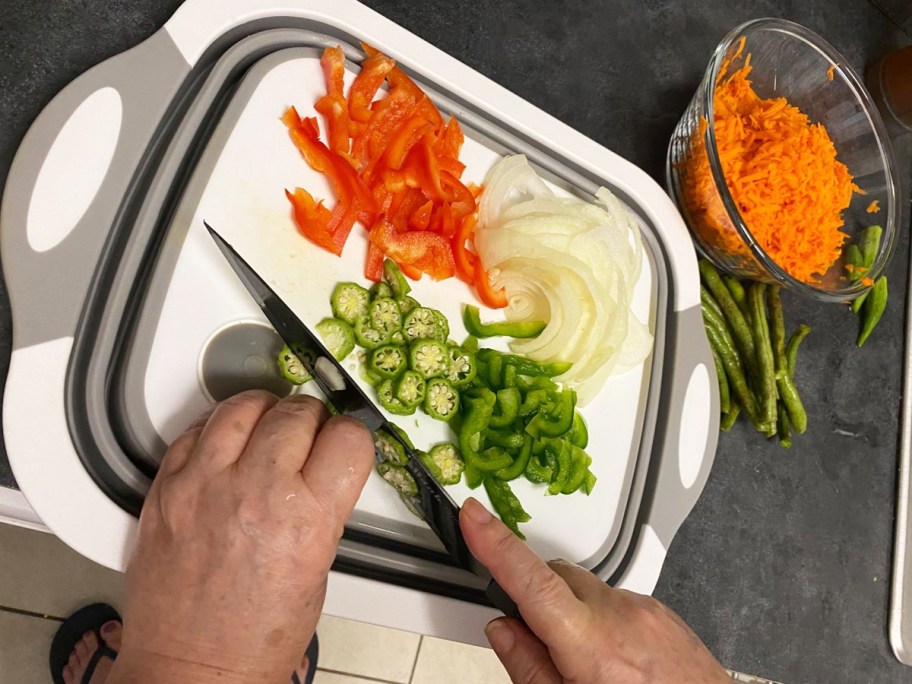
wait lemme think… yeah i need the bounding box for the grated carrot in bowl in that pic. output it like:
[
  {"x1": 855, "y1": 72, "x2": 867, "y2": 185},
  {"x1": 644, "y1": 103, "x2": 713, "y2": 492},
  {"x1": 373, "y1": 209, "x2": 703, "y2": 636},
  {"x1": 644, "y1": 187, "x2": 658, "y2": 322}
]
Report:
[{"x1": 679, "y1": 40, "x2": 859, "y2": 283}]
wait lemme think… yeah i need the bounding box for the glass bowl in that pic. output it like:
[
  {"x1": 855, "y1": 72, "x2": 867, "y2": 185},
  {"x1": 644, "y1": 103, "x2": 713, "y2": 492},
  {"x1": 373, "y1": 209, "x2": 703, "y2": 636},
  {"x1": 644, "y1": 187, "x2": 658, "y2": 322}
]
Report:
[{"x1": 666, "y1": 18, "x2": 901, "y2": 302}]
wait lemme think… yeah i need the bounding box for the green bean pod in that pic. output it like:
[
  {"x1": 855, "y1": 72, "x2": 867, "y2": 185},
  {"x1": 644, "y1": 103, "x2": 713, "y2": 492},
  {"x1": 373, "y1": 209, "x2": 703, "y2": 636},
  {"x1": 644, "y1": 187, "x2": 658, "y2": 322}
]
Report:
[
  {"x1": 858, "y1": 276, "x2": 888, "y2": 347},
  {"x1": 723, "y1": 275, "x2": 749, "y2": 318},
  {"x1": 786, "y1": 325, "x2": 811, "y2": 379},
  {"x1": 710, "y1": 343, "x2": 731, "y2": 415},
  {"x1": 703, "y1": 310, "x2": 762, "y2": 428},
  {"x1": 721, "y1": 403, "x2": 740, "y2": 432},
  {"x1": 777, "y1": 402, "x2": 792, "y2": 448},
  {"x1": 699, "y1": 260, "x2": 757, "y2": 374},
  {"x1": 747, "y1": 282, "x2": 777, "y2": 432}
]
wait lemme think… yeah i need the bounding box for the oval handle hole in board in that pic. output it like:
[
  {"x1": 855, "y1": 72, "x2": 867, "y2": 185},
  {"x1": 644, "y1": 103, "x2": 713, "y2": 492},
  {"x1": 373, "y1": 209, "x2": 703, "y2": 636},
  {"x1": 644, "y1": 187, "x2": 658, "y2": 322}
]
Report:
[
  {"x1": 678, "y1": 362, "x2": 711, "y2": 490},
  {"x1": 26, "y1": 87, "x2": 123, "y2": 253}
]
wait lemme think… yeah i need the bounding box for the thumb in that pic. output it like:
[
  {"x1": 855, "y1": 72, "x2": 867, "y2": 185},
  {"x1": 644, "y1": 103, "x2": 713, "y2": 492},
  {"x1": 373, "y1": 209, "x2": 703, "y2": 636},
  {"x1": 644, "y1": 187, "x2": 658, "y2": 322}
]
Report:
[{"x1": 485, "y1": 618, "x2": 562, "y2": 684}]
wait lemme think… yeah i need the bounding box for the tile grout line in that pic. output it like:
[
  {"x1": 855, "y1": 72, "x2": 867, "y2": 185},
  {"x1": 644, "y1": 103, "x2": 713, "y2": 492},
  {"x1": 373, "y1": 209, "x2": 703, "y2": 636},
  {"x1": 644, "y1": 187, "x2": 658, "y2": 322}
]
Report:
[
  {"x1": 315, "y1": 667, "x2": 403, "y2": 684},
  {"x1": 407, "y1": 635, "x2": 423, "y2": 684},
  {"x1": 0, "y1": 604, "x2": 65, "y2": 622}
]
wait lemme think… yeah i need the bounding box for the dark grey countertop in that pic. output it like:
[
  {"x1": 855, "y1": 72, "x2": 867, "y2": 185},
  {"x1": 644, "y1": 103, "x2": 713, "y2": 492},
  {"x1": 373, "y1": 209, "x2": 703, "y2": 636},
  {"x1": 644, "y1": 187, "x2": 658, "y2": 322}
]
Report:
[{"x1": 2, "y1": 1, "x2": 911, "y2": 681}]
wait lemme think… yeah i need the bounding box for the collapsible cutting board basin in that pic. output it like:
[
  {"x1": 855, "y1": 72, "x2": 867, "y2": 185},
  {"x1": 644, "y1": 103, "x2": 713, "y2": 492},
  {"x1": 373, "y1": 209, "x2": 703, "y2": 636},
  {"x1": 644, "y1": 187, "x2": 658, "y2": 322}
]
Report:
[{"x1": 1, "y1": 0, "x2": 718, "y2": 643}]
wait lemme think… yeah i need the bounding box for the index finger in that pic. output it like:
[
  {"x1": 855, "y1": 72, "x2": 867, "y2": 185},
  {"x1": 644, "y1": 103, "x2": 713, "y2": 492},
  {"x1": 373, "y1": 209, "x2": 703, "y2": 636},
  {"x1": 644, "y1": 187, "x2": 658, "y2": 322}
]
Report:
[{"x1": 460, "y1": 497, "x2": 590, "y2": 652}]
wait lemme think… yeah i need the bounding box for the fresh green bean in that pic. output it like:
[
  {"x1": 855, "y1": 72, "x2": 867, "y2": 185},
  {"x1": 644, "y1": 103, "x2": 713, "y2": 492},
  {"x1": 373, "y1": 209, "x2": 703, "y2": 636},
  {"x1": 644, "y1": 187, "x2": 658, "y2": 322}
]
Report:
[
  {"x1": 699, "y1": 260, "x2": 757, "y2": 373},
  {"x1": 747, "y1": 282, "x2": 777, "y2": 432},
  {"x1": 786, "y1": 325, "x2": 811, "y2": 378},
  {"x1": 777, "y1": 402, "x2": 792, "y2": 448},
  {"x1": 723, "y1": 275, "x2": 749, "y2": 318},
  {"x1": 703, "y1": 314, "x2": 762, "y2": 428},
  {"x1": 858, "y1": 276, "x2": 888, "y2": 347},
  {"x1": 767, "y1": 286, "x2": 807, "y2": 434},
  {"x1": 701, "y1": 285, "x2": 724, "y2": 321},
  {"x1": 710, "y1": 343, "x2": 731, "y2": 415},
  {"x1": 721, "y1": 403, "x2": 741, "y2": 432}
]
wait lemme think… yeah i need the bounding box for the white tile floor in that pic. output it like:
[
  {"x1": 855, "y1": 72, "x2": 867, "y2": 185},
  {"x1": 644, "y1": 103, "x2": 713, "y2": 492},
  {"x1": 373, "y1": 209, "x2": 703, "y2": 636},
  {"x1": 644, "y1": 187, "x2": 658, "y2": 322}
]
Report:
[{"x1": 0, "y1": 521, "x2": 511, "y2": 683}]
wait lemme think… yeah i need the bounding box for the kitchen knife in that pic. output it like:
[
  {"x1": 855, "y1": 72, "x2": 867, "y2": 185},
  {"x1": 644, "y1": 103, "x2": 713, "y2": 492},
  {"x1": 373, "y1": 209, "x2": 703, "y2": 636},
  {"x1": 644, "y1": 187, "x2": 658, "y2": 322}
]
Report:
[{"x1": 205, "y1": 222, "x2": 520, "y2": 620}]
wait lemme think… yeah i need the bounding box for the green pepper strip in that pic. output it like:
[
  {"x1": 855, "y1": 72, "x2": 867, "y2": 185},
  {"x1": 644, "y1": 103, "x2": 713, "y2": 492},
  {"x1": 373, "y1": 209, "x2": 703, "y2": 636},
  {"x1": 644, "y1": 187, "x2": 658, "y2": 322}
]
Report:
[
  {"x1": 546, "y1": 440, "x2": 573, "y2": 495},
  {"x1": 524, "y1": 450, "x2": 553, "y2": 484},
  {"x1": 489, "y1": 387, "x2": 521, "y2": 428},
  {"x1": 502, "y1": 364, "x2": 517, "y2": 389},
  {"x1": 383, "y1": 259, "x2": 412, "y2": 298},
  {"x1": 582, "y1": 471, "x2": 597, "y2": 495},
  {"x1": 560, "y1": 445, "x2": 592, "y2": 495},
  {"x1": 516, "y1": 375, "x2": 559, "y2": 394},
  {"x1": 526, "y1": 390, "x2": 575, "y2": 438},
  {"x1": 464, "y1": 462, "x2": 484, "y2": 489},
  {"x1": 568, "y1": 411, "x2": 589, "y2": 448},
  {"x1": 496, "y1": 434, "x2": 533, "y2": 481},
  {"x1": 459, "y1": 396, "x2": 512, "y2": 472},
  {"x1": 463, "y1": 305, "x2": 546, "y2": 339},
  {"x1": 483, "y1": 477, "x2": 531, "y2": 539},
  {"x1": 488, "y1": 355, "x2": 503, "y2": 388},
  {"x1": 483, "y1": 428, "x2": 525, "y2": 451},
  {"x1": 503, "y1": 355, "x2": 572, "y2": 378}
]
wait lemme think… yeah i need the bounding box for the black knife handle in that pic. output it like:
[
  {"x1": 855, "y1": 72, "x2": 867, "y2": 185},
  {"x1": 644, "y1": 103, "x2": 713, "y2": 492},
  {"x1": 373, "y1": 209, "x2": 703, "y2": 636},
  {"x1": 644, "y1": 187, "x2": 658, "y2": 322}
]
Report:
[{"x1": 485, "y1": 579, "x2": 523, "y2": 622}]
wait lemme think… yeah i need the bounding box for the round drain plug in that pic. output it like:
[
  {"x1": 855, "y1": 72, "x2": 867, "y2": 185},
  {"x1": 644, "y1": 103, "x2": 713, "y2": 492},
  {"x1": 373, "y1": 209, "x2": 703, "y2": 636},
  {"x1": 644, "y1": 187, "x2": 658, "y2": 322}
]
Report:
[{"x1": 199, "y1": 321, "x2": 292, "y2": 402}]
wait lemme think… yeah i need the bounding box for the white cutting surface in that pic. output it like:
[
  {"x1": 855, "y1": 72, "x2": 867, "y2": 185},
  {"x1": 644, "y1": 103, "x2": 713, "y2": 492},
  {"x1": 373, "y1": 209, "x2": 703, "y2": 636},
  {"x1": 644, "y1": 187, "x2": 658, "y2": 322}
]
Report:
[{"x1": 144, "y1": 53, "x2": 656, "y2": 567}]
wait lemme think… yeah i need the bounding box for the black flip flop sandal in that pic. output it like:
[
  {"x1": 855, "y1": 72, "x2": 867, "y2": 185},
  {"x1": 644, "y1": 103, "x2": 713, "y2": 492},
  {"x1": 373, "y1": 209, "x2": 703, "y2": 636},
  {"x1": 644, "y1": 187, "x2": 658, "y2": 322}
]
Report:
[
  {"x1": 291, "y1": 633, "x2": 319, "y2": 684},
  {"x1": 49, "y1": 603, "x2": 121, "y2": 684}
]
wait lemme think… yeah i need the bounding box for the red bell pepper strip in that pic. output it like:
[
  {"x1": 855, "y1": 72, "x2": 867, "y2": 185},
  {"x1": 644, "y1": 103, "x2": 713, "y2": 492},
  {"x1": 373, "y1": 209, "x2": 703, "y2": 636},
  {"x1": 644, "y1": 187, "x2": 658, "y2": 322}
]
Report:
[
  {"x1": 433, "y1": 118, "x2": 464, "y2": 159},
  {"x1": 365, "y1": 242, "x2": 384, "y2": 281},
  {"x1": 410, "y1": 200, "x2": 433, "y2": 230},
  {"x1": 370, "y1": 219, "x2": 455, "y2": 280},
  {"x1": 285, "y1": 187, "x2": 340, "y2": 256},
  {"x1": 315, "y1": 47, "x2": 354, "y2": 163},
  {"x1": 474, "y1": 263, "x2": 508, "y2": 309},
  {"x1": 348, "y1": 50, "x2": 395, "y2": 123},
  {"x1": 383, "y1": 116, "x2": 434, "y2": 170},
  {"x1": 453, "y1": 214, "x2": 478, "y2": 283}
]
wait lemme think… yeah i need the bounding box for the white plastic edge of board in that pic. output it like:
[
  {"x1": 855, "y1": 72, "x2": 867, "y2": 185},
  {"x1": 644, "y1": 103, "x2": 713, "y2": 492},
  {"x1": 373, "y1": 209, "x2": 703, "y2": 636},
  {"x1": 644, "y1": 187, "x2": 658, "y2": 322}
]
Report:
[
  {"x1": 614, "y1": 523, "x2": 668, "y2": 595},
  {"x1": 0, "y1": 486, "x2": 49, "y2": 533},
  {"x1": 26, "y1": 87, "x2": 123, "y2": 253},
  {"x1": 162, "y1": 0, "x2": 699, "y2": 313},
  {"x1": 323, "y1": 572, "x2": 500, "y2": 648},
  {"x1": 4, "y1": 337, "x2": 136, "y2": 569}
]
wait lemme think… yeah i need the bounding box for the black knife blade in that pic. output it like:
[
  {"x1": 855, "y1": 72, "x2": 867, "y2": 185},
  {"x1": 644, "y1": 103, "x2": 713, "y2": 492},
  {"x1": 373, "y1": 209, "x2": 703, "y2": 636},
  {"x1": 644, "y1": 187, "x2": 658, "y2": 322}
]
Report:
[{"x1": 205, "y1": 222, "x2": 520, "y2": 620}]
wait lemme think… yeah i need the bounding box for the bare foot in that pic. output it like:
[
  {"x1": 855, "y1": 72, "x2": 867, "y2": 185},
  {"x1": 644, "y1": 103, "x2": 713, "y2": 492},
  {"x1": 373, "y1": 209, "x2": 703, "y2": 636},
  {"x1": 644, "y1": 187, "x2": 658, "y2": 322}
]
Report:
[{"x1": 61, "y1": 620, "x2": 121, "y2": 684}]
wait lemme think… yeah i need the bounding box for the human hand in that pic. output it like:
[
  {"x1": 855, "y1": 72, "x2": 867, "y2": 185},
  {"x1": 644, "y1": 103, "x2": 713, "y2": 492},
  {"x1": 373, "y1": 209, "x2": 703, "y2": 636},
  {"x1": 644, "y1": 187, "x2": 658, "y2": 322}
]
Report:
[
  {"x1": 110, "y1": 391, "x2": 374, "y2": 684},
  {"x1": 460, "y1": 498, "x2": 730, "y2": 684}
]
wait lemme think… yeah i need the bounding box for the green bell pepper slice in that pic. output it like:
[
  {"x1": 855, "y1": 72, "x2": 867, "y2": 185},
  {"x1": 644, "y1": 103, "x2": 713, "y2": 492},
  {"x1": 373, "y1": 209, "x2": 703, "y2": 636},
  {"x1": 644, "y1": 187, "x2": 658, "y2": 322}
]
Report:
[{"x1": 462, "y1": 305, "x2": 546, "y2": 339}]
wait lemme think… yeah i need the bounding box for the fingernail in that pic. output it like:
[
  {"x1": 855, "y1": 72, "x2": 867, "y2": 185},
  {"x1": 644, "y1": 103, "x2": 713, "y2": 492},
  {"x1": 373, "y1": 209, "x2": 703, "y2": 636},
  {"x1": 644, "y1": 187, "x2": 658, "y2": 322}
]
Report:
[
  {"x1": 463, "y1": 497, "x2": 493, "y2": 524},
  {"x1": 101, "y1": 621, "x2": 118, "y2": 636},
  {"x1": 485, "y1": 619, "x2": 515, "y2": 653}
]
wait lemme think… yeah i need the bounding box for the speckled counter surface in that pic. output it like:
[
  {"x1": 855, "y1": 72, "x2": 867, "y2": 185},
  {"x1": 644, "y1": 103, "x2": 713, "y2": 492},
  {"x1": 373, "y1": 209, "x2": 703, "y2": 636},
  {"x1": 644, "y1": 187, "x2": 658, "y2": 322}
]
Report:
[{"x1": 1, "y1": 1, "x2": 910, "y2": 681}]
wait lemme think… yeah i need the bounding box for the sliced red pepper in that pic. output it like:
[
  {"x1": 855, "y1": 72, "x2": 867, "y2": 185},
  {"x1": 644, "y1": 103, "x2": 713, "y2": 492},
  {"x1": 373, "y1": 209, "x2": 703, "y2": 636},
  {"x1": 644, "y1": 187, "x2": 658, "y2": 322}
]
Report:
[
  {"x1": 285, "y1": 187, "x2": 340, "y2": 256},
  {"x1": 410, "y1": 200, "x2": 433, "y2": 230},
  {"x1": 452, "y1": 214, "x2": 478, "y2": 283},
  {"x1": 390, "y1": 189, "x2": 427, "y2": 233},
  {"x1": 370, "y1": 219, "x2": 455, "y2": 280},
  {"x1": 349, "y1": 51, "x2": 395, "y2": 123},
  {"x1": 315, "y1": 47, "x2": 353, "y2": 162},
  {"x1": 365, "y1": 241, "x2": 384, "y2": 281},
  {"x1": 474, "y1": 263, "x2": 508, "y2": 309},
  {"x1": 357, "y1": 89, "x2": 419, "y2": 182},
  {"x1": 413, "y1": 94, "x2": 444, "y2": 135},
  {"x1": 398, "y1": 261, "x2": 423, "y2": 280},
  {"x1": 437, "y1": 156, "x2": 466, "y2": 180},
  {"x1": 383, "y1": 116, "x2": 433, "y2": 170},
  {"x1": 285, "y1": 116, "x2": 376, "y2": 247},
  {"x1": 362, "y1": 43, "x2": 424, "y2": 100},
  {"x1": 433, "y1": 118, "x2": 464, "y2": 159},
  {"x1": 429, "y1": 202, "x2": 457, "y2": 237},
  {"x1": 441, "y1": 170, "x2": 475, "y2": 218}
]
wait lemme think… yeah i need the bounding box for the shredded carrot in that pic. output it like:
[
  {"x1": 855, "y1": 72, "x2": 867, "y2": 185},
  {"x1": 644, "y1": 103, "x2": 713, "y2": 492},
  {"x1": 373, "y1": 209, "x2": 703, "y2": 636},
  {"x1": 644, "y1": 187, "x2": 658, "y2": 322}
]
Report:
[
  {"x1": 827, "y1": 64, "x2": 835, "y2": 81},
  {"x1": 861, "y1": 276, "x2": 874, "y2": 287},
  {"x1": 679, "y1": 44, "x2": 859, "y2": 283},
  {"x1": 867, "y1": 200, "x2": 880, "y2": 213}
]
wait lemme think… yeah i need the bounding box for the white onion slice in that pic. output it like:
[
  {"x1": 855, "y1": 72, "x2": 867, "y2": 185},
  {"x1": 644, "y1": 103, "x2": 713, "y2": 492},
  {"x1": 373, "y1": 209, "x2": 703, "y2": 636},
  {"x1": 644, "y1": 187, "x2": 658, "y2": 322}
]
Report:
[{"x1": 475, "y1": 155, "x2": 653, "y2": 405}]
